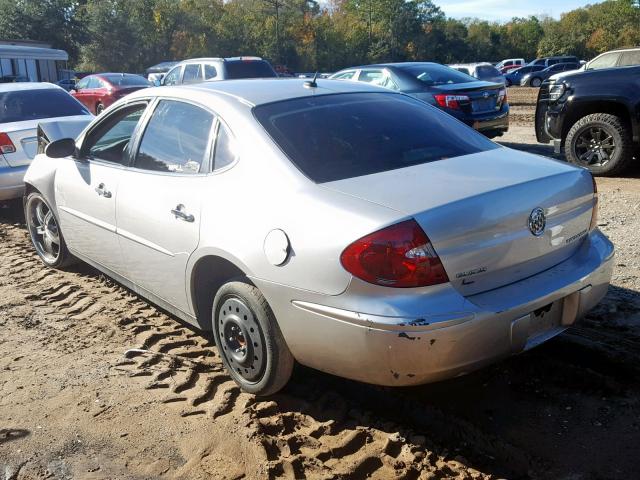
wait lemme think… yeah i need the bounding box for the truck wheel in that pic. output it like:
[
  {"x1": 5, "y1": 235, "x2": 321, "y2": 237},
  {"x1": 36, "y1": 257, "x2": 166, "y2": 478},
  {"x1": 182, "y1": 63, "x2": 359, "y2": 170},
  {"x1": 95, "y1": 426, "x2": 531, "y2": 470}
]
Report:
[
  {"x1": 565, "y1": 113, "x2": 633, "y2": 176},
  {"x1": 212, "y1": 281, "x2": 294, "y2": 396},
  {"x1": 530, "y1": 77, "x2": 542, "y2": 87}
]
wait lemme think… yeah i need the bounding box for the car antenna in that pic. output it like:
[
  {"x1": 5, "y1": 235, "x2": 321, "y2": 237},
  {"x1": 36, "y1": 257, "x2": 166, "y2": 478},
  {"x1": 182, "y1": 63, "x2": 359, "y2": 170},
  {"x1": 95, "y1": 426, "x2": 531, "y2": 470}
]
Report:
[{"x1": 304, "y1": 71, "x2": 319, "y2": 88}]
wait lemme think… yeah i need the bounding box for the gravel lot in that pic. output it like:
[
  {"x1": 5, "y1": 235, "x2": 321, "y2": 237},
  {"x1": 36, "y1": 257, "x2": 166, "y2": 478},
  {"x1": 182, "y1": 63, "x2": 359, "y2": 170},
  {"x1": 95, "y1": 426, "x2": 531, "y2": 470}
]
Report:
[{"x1": 1, "y1": 108, "x2": 639, "y2": 480}]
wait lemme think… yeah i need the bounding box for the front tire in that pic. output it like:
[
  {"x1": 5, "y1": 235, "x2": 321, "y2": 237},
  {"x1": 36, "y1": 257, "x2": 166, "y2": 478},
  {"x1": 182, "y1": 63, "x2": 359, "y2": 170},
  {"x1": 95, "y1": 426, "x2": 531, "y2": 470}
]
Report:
[
  {"x1": 530, "y1": 77, "x2": 542, "y2": 87},
  {"x1": 25, "y1": 192, "x2": 73, "y2": 268},
  {"x1": 564, "y1": 113, "x2": 633, "y2": 176},
  {"x1": 212, "y1": 281, "x2": 294, "y2": 396}
]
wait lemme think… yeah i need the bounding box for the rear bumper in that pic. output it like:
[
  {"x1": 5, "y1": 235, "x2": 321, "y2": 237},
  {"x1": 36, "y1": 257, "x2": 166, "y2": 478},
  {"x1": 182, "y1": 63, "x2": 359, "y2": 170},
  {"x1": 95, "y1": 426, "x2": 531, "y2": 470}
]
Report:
[
  {"x1": 255, "y1": 229, "x2": 614, "y2": 386},
  {"x1": 0, "y1": 164, "x2": 28, "y2": 201},
  {"x1": 460, "y1": 109, "x2": 509, "y2": 134}
]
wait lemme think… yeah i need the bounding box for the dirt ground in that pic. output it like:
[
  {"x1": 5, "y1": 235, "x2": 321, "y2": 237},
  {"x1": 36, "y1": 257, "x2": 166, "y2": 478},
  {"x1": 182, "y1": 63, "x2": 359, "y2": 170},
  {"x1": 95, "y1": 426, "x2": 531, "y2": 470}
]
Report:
[{"x1": 1, "y1": 107, "x2": 640, "y2": 480}]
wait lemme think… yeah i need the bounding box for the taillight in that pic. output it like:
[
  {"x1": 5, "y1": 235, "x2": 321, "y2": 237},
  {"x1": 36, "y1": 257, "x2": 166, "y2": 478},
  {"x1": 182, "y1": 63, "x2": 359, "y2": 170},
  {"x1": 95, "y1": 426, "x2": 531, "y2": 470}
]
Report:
[
  {"x1": 433, "y1": 94, "x2": 469, "y2": 110},
  {"x1": 0, "y1": 133, "x2": 16, "y2": 154},
  {"x1": 590, "y1": 173, "x2": 598, "y2": 231},
  {"x1": 498, "y1": 88, "x2": 507, "y2": 107},
  {"x1": 340, "y1": 219, "x2": 449, "y2": 288}
]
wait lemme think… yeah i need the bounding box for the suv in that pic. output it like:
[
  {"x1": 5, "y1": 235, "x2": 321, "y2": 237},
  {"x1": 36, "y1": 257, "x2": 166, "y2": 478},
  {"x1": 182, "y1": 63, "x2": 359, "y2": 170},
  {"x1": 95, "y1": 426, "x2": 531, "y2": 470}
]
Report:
[
  {"x1": 162, "y1": 57, "x2": 277, "y2": 86},
  {"x1": 535, "y1": 65, "x2": 640, "y2": 175},
  {"x1": 529, "y1": 56, "x2": 579, "y2": 68}
]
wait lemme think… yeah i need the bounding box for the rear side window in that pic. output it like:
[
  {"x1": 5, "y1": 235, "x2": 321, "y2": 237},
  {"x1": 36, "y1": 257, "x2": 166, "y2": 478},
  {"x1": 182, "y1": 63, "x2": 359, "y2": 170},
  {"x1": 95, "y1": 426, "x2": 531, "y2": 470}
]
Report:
[
  {"x1": 0, "y1": 89, "x2": 90, "y2": 123},
  {"x1": 254, "y1": 93, "x2": 498, "y2": 183},
  {"x1": 204, "y1": 64, "x2": 217, "y2": 79},
  {"x1": 332, "y1": 71, "x2": 356, "y2": 80},
  {"x1": 134, "y1": 100, "x2": 214, "y2": 174},
  {"x1": 225, "y1": 61, "x2": 277, "y2": 79},
  {"x1": 618, "y1": 50, "x2": 640, "y2": 66},
  {"x1": 399, "y1": 64, "x2": 474, "y2": 86},
  {"x1": 213, "y1": 124, "x2": 238, "y2": 170}
]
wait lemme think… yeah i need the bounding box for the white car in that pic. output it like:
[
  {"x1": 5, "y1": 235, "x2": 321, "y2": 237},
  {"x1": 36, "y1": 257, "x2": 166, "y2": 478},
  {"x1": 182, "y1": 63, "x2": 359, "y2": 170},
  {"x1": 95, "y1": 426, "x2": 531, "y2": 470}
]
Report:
[{"x1": 0, "y1": 83, "x2": 91, "y2": 201}]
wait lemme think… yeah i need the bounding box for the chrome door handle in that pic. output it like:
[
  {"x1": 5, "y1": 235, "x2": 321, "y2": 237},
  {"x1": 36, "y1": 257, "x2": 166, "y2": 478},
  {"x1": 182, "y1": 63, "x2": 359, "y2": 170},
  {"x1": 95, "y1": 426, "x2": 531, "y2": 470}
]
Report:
[
  {"x1": 171, "y1": 204, "x2": 194, "y2": 222},
  {"x1": 95, "y1": 183, "x2": 112, "y2": 198}
]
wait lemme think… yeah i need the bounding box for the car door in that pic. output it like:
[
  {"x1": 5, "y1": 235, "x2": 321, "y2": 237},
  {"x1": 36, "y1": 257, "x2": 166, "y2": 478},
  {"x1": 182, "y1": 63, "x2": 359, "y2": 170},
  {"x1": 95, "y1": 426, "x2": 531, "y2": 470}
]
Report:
[
  {"x1": 116, "y1": 99, "x2": 216, "y2": 313},
  {"x1": 55, "y1": 101, "x2": 150, "y2": 275}
]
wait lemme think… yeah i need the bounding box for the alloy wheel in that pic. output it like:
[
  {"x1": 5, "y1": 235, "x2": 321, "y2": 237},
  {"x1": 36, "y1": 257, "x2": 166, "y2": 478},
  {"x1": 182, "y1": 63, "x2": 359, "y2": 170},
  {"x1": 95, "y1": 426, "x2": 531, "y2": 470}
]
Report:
[
  {"x1": 27, "y1": 197, "x2": 61, "y2": 264},
  {"x1": 574, "y1": 127, "x2": 616, "y2": 167}
]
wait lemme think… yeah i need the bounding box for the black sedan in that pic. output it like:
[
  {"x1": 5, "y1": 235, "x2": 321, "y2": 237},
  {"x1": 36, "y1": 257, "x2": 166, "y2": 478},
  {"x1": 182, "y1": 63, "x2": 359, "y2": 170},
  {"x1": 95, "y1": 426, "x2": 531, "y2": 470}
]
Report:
[
  {"x1": 521, "y1": 62, "x2": 581, "y2": 87},
  {"x1": 330, "y1": 62, "x2": 508, "y2": 138}
]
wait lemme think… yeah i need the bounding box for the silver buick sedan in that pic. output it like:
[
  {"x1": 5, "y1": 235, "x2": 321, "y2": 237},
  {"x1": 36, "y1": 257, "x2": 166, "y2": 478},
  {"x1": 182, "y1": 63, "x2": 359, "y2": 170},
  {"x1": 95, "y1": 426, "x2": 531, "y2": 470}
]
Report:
[{"x1": 23, "y1": 79, "x2": 614, "y2": 395}]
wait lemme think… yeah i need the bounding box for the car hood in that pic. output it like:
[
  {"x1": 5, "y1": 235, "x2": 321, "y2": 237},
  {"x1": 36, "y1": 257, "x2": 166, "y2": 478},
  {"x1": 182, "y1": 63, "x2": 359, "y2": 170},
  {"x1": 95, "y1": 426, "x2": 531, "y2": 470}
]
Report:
[{"x1": 549, "y1": 65, "x2": 586, "y2": 82}]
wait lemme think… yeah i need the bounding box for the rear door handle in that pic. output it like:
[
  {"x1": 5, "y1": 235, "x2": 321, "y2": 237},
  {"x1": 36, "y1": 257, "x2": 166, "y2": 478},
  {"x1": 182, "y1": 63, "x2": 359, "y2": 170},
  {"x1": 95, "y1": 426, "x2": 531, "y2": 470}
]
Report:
[
  {"x1": 171, "y1": 204, "x2": 194, "y2": 222},
  {"x1": 95, "y1": 183, "x2": 112, "y2": 198}
]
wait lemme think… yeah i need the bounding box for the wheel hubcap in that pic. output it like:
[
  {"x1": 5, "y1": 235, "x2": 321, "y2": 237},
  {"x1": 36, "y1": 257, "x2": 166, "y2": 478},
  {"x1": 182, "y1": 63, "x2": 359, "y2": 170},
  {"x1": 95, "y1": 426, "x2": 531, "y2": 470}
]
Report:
[
  {"x1": 28, "y1": 198, "x2": 60, "y2": 263},
  {"x1": 218, "y1": 297, "x2": 265, "y2": 382},
  {"x1": 575, "y1": 127, "x2": 615, "y2": 167}
]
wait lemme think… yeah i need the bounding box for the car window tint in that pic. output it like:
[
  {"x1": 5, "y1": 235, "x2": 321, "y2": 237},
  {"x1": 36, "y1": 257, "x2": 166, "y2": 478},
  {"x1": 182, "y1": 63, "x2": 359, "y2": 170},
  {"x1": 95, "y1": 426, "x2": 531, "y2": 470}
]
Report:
[
  {"x1": 254, "y1": 92, "x2": 499, "y2": 183},
  {"x1": 225, "y1": 61, "x2": 277, "y2": 79},
  {"x1": 618, "y1": 50, "x2": 640, "y2": 66},
  {"x1": 204, "y1": 64, "x2": 217, "y2": 79},
  {"x1": 86, "y1": 77, "x2": 100, "y2": 88},
  {"x1": 135, "y1": 100, "x2": 213, "y2": 174},
  {"x1": 587, "y1": 53, "x2": 619, "y2": 70},
  {"x1": 0, "y1": 88, "x2": 90, "y2": 123},
  {"x1": 88, "y1": 105, "x2": 146, "y2": 165},
  {"x1": 163, "y1": 66, "x2": 182, "y2": 85},
  {"x1": 213, "y1": 123, "x2": 238, "y2": 170},
  {"x1": 183, "y1": 64, "x2": 201, "y2": 84},
  {"x1": 477, "y1": 66, "x2": 500, "y2": 77},
  {"x1": 102, "y1": 74, "x2": 150, "y2": 87}
]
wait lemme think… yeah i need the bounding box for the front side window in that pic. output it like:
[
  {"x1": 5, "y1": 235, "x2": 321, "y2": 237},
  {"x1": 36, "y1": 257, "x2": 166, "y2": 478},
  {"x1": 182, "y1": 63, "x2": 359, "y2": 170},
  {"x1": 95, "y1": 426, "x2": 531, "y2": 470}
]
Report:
[
  {"x1": 163, "y1": 66, "x2": 182, "y2": 85},
  {"x1": 86, "y1": 104, "x2": 147, "y2": 165},
  {"x1": 587, "y1": 52, "x2": 619, "y2": 70},
  {"x1": 183, "y1": 64, "x2": 201, "y2": 84},
  {"x1": 134, "y1": 100, "x2": 214, "y2": 174},
  {"x1": 76, "y1": 77, "x2": 89, "y2": 90},
  {"x1": 254, "y1": 93, "x2": 498, "y2": 183}
]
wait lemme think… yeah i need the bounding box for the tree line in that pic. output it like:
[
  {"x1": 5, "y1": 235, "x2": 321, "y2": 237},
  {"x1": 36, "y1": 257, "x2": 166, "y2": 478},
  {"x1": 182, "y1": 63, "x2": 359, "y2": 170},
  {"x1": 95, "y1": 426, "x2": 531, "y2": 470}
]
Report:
[{"x1": 0, "y1": 0, "x2": 639, "y2": 73}]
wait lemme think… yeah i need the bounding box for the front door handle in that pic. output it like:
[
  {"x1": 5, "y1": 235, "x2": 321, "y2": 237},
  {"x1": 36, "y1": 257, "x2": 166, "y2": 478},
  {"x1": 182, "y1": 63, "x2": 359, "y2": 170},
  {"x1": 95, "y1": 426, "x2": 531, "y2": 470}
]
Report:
[
  {"x1": 95, "y1": 183, "x2": 112, "y2": 198},
  {"x1": 171, "y1": 204, "x2": 194, "y2": 222}
]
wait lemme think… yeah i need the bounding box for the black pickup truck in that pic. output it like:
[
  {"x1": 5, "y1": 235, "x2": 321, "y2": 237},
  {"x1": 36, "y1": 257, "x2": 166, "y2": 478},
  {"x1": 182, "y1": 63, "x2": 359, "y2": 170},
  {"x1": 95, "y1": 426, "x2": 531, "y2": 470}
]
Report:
[{"x1": 535, "y1": 65, "x2": 640, "y2": 175}]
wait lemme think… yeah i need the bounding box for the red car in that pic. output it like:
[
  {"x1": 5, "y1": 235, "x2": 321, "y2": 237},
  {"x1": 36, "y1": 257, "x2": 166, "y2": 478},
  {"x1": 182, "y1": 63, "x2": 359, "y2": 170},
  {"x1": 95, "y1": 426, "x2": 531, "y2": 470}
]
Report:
[{"x1": 71, "y1": 73, "x2": 151, "y2": 115}]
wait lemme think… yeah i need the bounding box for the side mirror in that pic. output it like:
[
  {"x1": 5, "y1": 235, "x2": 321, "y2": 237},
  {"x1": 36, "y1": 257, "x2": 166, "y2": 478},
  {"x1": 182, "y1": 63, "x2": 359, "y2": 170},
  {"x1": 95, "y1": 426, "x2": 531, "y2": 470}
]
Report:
[{"x1": 45, "y1": 138, "x2": 76, "y2": 158}]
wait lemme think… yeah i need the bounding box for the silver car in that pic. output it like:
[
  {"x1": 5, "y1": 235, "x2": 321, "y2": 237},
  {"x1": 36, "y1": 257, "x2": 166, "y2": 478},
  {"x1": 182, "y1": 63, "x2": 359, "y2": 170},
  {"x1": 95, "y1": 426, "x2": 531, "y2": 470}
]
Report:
[
  {"x1": 0, "y1": 83, "x2": 91, "y2": 201},
  {"x1": 24, "y1": 79, "x2": 614, "y2": 395}
]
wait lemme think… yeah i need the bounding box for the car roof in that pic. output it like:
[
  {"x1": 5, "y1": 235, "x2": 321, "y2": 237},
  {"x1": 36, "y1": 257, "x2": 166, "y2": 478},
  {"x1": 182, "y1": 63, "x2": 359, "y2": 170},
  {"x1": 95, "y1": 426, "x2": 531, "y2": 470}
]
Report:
[
  {"x1": 127, "y1": 78, "x2": 393, "y2": 107},
  {"x1": 0, "y1": 82, "x2": 63, "y2": 93}
]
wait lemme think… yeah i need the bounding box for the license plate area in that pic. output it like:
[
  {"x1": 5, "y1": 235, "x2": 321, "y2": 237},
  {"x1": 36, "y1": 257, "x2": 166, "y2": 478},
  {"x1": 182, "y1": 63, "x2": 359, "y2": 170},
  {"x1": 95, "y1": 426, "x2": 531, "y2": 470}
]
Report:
[
  {"x1": 511, "y1": 299, "x2": 565, "y2": 352},
  {"x1": 529, "y1": 300, "x2": 563, "y2": 337}
]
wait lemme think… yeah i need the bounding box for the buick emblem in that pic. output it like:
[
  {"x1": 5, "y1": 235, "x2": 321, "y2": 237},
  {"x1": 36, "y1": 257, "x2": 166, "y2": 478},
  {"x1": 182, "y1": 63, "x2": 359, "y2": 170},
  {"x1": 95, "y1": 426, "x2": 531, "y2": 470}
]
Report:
[{"x1": 528, "y1": 207, "x2": 546, "y2": 236}]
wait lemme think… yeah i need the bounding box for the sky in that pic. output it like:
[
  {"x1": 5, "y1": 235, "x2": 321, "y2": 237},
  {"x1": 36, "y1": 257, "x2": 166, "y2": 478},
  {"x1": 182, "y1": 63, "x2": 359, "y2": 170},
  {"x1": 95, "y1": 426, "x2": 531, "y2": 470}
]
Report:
[{"x1": 435, "y1": 0, "x2": 594, "y2": 22}]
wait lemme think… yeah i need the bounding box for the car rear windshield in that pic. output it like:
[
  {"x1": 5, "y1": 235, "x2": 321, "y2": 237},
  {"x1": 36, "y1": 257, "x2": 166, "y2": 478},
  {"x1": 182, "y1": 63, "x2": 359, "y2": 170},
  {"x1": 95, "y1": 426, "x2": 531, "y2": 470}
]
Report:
[
  {"x1": 253, "y1": 92, "x2": 499, "y2": 183},
  {"x1": 398, "y1": 64, "x2": 475, "y2": 86},
  {"x1": 225, "y1": 61, "x2": 276, "y2": 79},
  {"x1": 102, "y1": 74, "x2": 151, "y2": 87},
  {"x1": 0, "y1": 89, "x2": 89, "y2": 123}
]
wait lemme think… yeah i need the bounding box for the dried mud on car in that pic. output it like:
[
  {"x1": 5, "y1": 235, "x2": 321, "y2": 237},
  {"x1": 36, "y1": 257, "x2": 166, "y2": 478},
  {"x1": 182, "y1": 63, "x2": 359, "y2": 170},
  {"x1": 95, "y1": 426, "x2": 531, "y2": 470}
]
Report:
[{"x1": 1, "y1": 171, "x2": 640, "y2": 479}]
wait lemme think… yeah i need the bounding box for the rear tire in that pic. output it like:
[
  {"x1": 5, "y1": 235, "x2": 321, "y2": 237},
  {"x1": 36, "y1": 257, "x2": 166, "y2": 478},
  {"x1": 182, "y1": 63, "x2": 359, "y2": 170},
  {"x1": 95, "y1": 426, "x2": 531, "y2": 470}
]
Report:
[
  {"x1": 24, "y1": 192, "x2": 74, "y2": 268},
  {"x1": 212, "y1": 281, "x2": 294, "y2": 396},
  {"x1": 564, "y1": 113, "x2": 632, "y2": 176}
]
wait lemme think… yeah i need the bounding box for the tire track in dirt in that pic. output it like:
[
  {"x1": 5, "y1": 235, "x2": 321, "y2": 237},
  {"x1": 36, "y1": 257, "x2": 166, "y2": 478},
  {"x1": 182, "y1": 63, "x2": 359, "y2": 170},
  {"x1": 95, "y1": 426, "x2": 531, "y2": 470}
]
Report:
[{"x1": 1, "y1": 222, "x2": 522, "y2": 478}]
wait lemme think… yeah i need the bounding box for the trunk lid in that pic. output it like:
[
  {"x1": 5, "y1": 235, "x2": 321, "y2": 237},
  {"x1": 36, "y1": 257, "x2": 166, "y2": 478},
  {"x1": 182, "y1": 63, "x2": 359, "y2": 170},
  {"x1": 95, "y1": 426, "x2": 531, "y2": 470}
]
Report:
[
  {"x1": 323, "y1": 148, "x2": 595, "y2": 296},
  {"x1": 432, "y1": 81, "x2": 504, "y2": 115},
  {"x1": 1, "y1": 115, "x2": 90, "y2": 167}
]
